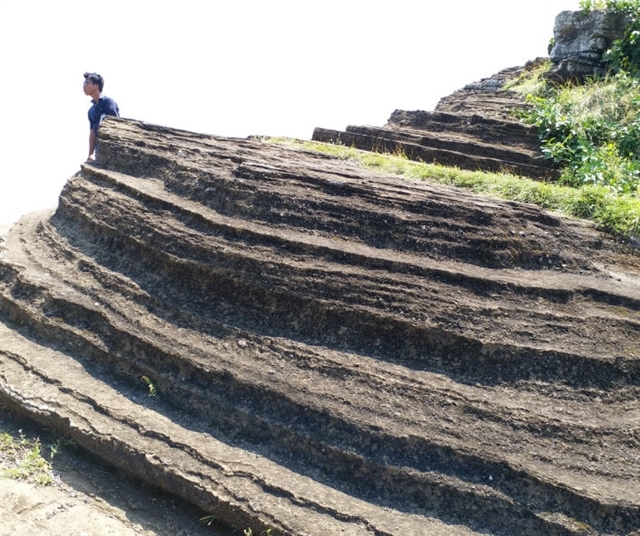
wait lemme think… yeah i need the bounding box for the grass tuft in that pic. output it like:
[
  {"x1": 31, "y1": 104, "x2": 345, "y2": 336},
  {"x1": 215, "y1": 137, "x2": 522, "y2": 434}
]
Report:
[{"x1": 0, "y1": 429, "x2": 54, "y2": 485}]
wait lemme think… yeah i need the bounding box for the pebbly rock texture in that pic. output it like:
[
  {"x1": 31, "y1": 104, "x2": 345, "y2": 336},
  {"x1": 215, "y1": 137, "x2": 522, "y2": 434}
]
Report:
[
  {"x1": 548, "y1": 9, "x2": 628, "y2": 81},
  {"x1": 312, "y1": 63, "x2": 560, "y2": 180},
  {"x1": 1, "y1": 116, "x2": 640, "y2": 536}
]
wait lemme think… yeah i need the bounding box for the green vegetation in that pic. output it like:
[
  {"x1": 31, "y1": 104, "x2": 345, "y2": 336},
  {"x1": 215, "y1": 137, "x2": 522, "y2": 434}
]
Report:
[
  {"x1": 503, "y1": 59, "x2": 552, "y2": 96},
  {"x1": 516, "y1": 71, "x2": 639, "y2": 196},
  {"x1": 242, "y1": 529, "x2": 276, "y2": 536},
  {"x1": 0, "y1": 429, "x2": 54, "y2": 485},
  {"x1": 269, "y1": 138, "x2": 640, "y2": 239},
  {"x1": 141, "y1": 375, "x2": 158, "y2": 397},
  {"x1": 200, "y1": 514, "x2": 217, "y2": 526}
]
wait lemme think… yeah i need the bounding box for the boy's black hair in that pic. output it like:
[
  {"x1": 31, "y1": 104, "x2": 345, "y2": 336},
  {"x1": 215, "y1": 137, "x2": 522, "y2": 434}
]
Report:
[{"x1": 83, "y1": 72, "x2": 104, "y2": 92}]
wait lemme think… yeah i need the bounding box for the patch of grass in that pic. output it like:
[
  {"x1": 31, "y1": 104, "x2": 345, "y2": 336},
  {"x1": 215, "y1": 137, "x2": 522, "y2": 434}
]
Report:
[
  {"x1": 0, "y1": 429, "x2": 54, "y2": 485},
  {"x1": 503, "y1": 59, "x2": 552, "y2": 98},
  {"x1": 268, "y1": 138, "x2": 640, "y2": 239}
]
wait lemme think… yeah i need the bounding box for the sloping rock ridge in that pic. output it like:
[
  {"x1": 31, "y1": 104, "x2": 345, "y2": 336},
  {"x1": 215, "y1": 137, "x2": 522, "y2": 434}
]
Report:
[
  {"x1": 1, "y1": 116, "x2": 639, "y2": 535},
  {"x1": 312, "y1": 63, "x2": 560, "y2": 180}
]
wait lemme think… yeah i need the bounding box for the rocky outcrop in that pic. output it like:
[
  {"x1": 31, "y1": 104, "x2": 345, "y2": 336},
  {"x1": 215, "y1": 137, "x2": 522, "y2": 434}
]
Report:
[
  {"x1": 548, "y1": 9, "x2": 628, "y2": 81},
  {"x1": 1, "y1": 117, "x2": 639, "y2": 535},
  {"x1": 312, "y1": 64, "x2": 559, "y2": 180},
  {"x1": 547, "y1": 10, "x2": 627, "y2": 82}
]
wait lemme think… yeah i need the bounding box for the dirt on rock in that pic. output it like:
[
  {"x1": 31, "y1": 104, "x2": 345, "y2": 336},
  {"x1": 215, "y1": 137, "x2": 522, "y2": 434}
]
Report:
[{"x1": 1, "y1": 66, "x2": 639, "y2": 535}]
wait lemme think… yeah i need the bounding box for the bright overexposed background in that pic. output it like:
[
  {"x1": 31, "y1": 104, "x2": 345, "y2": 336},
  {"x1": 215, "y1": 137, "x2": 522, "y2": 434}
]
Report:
[{"x1": 0, "y1": 0, "x2": 579, "y2": 225}]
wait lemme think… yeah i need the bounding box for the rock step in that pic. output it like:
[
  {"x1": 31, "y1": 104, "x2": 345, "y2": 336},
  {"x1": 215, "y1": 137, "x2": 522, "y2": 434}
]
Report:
[
  {"x1": 433, "y1": 93, "x2": 529, "y2": 121},
  {"x1": 312, "y1": 126, "x2": 555, "y2": 179},
  {"x1": 1, "y1": 323, "x2": 459, "y2": 536},
  {"x1": 385, "y1": 109, "x2": 537, "y2": 147},
  {"x1": 312, "y1": 63, "x2": 560, "y2": 179},
  {"x1": 347, "y1": 125, "x2": 542, "y2": 165},
  {"x1": 95, "y1": 123, "x2": 599, "y2": 272}
]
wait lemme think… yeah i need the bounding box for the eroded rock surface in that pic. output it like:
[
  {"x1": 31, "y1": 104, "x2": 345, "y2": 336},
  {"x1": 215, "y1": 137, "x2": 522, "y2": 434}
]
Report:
[{"x1": 1, "y1": 117, "x2": 639, "y2": 535}]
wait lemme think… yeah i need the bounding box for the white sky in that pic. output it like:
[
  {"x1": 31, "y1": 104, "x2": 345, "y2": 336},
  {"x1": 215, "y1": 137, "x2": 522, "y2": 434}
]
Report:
[{"x1": 0, "y1": 0, "x2": 578, "y2": 225}]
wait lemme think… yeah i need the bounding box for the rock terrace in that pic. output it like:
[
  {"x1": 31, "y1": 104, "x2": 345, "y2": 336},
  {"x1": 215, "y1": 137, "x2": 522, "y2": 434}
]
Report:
[
  {"x1": 313, "y1": 63, "x2": 560, "y2": 180},
  {"x1": 1, "y1": 75, "x2": 639, "y2": 535}
]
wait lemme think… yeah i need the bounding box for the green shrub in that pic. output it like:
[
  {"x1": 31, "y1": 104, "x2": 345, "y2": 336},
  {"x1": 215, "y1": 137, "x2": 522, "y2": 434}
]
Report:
[{"x1": 517, "y1": 71, "x2": 640, "y2": 196}]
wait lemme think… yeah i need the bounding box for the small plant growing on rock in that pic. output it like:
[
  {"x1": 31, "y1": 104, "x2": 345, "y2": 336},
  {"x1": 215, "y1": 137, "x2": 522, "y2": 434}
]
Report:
[
  {"x1": 141, "y1": 375, "x2": 158, "y2": 397},
  {"x1": 200, "y1": 513, "x2": 216, "y2": 526},
  {"x1": 0, "y1": 430, "x2": 54, "y2": 485}
]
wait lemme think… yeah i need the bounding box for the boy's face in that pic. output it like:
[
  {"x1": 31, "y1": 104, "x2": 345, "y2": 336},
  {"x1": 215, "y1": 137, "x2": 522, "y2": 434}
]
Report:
[{"x1": 83, "y1": 78, "x2": 98, "y2": 95}]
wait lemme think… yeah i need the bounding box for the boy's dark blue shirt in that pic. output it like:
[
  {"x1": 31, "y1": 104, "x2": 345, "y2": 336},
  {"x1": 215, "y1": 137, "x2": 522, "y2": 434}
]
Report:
[{"x1": 88, "y1": 96, "x2": 119, "y2": 132}]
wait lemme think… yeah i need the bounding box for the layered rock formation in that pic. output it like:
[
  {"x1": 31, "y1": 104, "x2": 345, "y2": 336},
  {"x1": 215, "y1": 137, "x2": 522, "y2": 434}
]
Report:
[
  {"x1": 313, "y1": 64, "x2": 559, "y2": 180},
  {"x1": 548, "y1": 9, "x2": 628, "y2": 81},
  {"x1": 1, "y1": 114, "x2": 639, "y2": 535}
]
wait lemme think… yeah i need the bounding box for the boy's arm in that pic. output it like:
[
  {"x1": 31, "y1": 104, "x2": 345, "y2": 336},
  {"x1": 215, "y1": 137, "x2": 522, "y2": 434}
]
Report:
[{"x1": 87, "y1": 128, "x2": 97, "y2": 161}]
